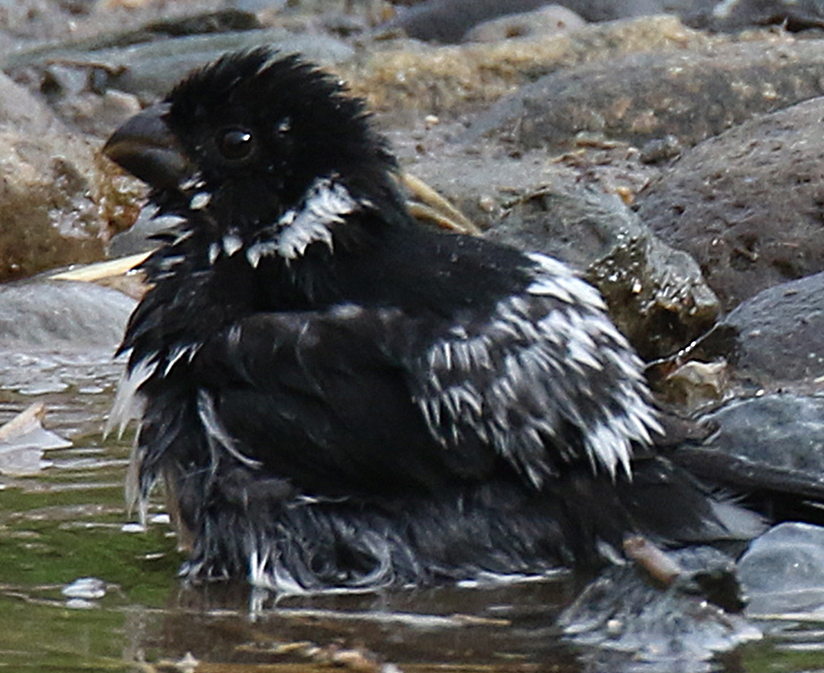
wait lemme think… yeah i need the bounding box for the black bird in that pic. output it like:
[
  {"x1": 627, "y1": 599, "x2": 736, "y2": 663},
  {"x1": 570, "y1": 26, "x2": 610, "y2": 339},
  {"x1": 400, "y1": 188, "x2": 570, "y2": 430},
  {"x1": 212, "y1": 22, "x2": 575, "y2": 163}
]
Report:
[{"x1": 104, "y1": 49, "x2": 761, "y2": 592}]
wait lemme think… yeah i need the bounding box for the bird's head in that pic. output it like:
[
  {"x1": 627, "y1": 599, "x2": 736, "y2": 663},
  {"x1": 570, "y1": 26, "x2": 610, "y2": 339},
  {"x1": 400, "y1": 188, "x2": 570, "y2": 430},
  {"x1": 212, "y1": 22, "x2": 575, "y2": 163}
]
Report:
[{"x1": 105, "y1": 49, "x2": 403, "y2": 253}]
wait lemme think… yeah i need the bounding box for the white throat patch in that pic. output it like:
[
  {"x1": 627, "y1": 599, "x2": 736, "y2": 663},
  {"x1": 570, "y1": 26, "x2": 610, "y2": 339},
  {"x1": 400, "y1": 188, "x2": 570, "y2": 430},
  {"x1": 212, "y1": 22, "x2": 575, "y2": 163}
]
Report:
[{"x1": 245, "y1": 178, "x2": 362, "y2": 266}]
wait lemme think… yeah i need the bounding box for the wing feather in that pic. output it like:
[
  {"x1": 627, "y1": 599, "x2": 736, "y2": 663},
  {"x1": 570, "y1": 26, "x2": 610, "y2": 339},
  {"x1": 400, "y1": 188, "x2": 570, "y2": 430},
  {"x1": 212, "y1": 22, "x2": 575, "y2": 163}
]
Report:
[{"x1": 186, "y1": 257, "x2": 659, "y2": 495}]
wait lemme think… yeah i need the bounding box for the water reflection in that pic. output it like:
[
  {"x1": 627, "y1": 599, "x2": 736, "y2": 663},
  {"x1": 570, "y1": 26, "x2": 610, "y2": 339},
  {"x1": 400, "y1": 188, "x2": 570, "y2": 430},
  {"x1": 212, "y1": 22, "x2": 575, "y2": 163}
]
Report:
[
  {"x1": 0, "y1": 343, "x2": 584, "y2": 672},
  {"x1": 0, "y1": 333, "x2": 817, "y2": 672}
]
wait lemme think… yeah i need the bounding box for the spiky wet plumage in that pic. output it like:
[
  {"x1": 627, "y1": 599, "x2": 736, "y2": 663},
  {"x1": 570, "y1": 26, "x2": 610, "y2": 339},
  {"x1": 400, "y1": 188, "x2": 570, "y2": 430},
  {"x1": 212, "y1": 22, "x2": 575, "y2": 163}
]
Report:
[{"x1": 105, "y1": 49, "x2": 761, "y2": 592}]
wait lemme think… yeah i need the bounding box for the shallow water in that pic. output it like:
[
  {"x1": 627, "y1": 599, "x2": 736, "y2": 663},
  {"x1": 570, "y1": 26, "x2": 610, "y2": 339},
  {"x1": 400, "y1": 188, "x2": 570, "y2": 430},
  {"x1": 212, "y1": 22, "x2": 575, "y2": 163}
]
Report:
[{"x1": 0, "y1": 347, "x2": 823, "y2": 673}]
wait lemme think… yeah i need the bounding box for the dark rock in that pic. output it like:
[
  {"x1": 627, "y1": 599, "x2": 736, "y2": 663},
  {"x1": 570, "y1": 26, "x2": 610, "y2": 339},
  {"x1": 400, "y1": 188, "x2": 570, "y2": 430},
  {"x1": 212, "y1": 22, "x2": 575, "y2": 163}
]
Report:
[
  {"x1": 463, "y1": 38, "x2": 824, "y2": 153},
  {"x1": 701, "y1": 395, "x2": 824, "y2": 475},
  {"x1": 636, "y1": 96, "x2": 824, "y2": 312},
  {"x1": 717, "y1": 271, "x2": 824, "y2": 382},
  {"x1": 674, "y1": 394, "x2": 824, "y2": 524},
  {"x1": 740, "y1": 522, "x2": 824, "y2": 615},
  {"x1": 141, "y1": 9, "x2": 261, "y2": 37}
]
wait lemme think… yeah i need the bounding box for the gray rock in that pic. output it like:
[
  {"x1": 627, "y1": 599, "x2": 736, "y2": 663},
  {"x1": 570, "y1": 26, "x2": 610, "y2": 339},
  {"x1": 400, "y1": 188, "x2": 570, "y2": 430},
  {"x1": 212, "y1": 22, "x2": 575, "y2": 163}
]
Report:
[
  {"x1": 5, "y1": 28, "x2": 356, "y2": 102},
  {"x1": 720, "y1": 271, "x2": 824, "y2": 382},
  {"x1": 0, "y1": 280, "x2": 135, "y2": 349},
  {"x1": 636, "y1": 96, "x2": 824, "y2": 312},
  {"x1": 684, "y1": 0, "x2": 824, "y2": 32},
  {"x1": 465, "y1": 5, "x2": 585, "y2": 43},
  {"x1": 740, "y1": 522, "x2": 824, "y2": 615},
  {"x1": 485, "y1": 179, "x2": 719, "y2": 359},
  {"x1": 463, "y1": 39, "x2": 824, "y2": 153},
  {"x1": 701, "y1": 394, "x2": 824, "y2": 476},
  {"x1": 672, "y1": 395, "x2": 824, "y2": 538},
  {"x1": 384, "y1": 0, "x2": 689, "y2": 43},
  {"x1": 383, "y1": 0, "x2": 561, "y2": 43}
]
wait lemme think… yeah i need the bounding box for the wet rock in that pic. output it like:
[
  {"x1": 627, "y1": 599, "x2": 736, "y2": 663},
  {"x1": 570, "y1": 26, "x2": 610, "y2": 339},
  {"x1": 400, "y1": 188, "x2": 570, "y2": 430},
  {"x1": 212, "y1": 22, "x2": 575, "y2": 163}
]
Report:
[
  {"x1": 701, "y1": 395, "x2": 824, "y2": 475},
  {"x1": 560, "y1": 546, "x2": 761, "y2": 665},
  {"x1": 0, "y1": 71, "x2": 107, "y2": 282},
  {"x1": 484, "y1": 179, "x2": 720, "y2": 359},
  {"x1": 636, "y1": 96, "x2": 824, "y2": 312},
  {"x1": 709, "y1": 272, "x2": 824, "y2": 382},
  {"x1": 0, "y1": 280, "x2": 135, "y2": 349},
  {"x1": 673, "y1": 394, "x2": 824, "y2": 523},
  {"x1": 740, "y1": 522, "x2": 824, "y2": 615},
  {"x1": 464, "y1": 36, "x2": 824, "y2": 153},
  {"x1": 465, "y1": 5, "x2": 585, "y2": 43},
  {"x1": 0, "y1": 280, "x2": 133, "y2": 398}
]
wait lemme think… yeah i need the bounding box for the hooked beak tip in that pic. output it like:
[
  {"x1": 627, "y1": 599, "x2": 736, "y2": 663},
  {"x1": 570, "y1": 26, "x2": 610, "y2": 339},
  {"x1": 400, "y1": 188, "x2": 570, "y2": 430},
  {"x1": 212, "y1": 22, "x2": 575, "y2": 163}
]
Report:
[{"x1": 104, "y1": 103, "x2": 190, "y2": 191}]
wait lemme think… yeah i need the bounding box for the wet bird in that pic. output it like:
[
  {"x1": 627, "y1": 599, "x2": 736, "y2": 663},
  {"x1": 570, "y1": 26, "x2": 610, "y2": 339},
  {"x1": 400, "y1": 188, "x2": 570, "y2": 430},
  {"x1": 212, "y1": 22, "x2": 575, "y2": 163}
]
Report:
[{"x1": 104, "y1": 49, "x2": 761, "y2": 592}]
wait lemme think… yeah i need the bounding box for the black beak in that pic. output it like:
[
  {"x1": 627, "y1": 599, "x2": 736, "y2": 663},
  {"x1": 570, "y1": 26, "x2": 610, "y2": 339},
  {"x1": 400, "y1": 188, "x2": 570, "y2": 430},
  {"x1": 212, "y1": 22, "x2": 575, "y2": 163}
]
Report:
[{"x1": 103, "y1": 103, "x2": 191, "y2": 191}]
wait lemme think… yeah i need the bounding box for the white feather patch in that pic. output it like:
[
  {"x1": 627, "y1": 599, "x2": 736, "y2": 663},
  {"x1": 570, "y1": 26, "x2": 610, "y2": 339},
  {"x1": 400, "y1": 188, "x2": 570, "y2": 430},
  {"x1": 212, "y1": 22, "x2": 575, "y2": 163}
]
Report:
[
  {"x1": 525, "y1": 252, "x2": 606, "y2": 310},
  {"x1": 222, "y1": 232, "x2": 243, "y2": 257},
  {"x1": 105, "y1": 355, "x2": 157, "y2": 439},
  {"x1": 417, "y1": 275, "x2": 661, "y2": 484},
  {"x1": 275, "y1": 179, "x2": 358, "y2": 259},
  {"x1": 196, "y1": 389, "x2": 262, "y2": 469},
  {"x1": 242, "y1": 179, "x2": 365, "y2": 265},
  {"x1": 189, "y1": 191, "x2": 212, "y2": 210}
]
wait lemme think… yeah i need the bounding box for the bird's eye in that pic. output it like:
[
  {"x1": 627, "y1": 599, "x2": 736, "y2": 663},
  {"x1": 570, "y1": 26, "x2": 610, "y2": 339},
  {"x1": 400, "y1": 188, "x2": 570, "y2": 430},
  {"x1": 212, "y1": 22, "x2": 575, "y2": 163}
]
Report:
[{"x1": 217, "y1": 128, "x2": 254, "y2": 160}]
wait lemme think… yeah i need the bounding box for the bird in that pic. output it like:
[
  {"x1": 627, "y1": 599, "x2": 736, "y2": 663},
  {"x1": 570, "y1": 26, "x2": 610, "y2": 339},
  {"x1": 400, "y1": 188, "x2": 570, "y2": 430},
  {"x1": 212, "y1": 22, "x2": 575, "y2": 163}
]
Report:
[{"x1": 103, "y1": 48, "x2": 762, "y2": 592}]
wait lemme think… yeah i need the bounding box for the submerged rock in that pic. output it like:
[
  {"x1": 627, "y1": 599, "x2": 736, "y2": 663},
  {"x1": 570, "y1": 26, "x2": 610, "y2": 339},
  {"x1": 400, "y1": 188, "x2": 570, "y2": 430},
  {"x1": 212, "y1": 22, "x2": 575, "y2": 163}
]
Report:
[
  {"x1": 561, "y1": 546, "x2": 761, "y2": 667},
  {"x1": 740, "y1": 522, "x2": 824, "y2": 615}
]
